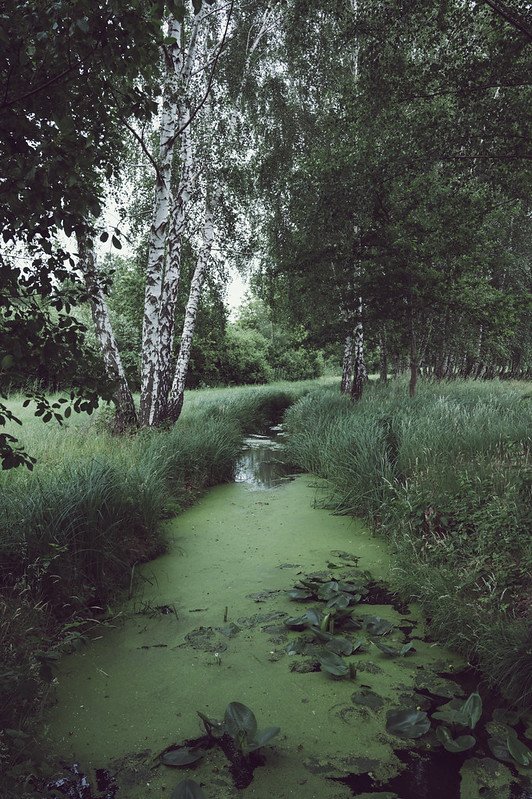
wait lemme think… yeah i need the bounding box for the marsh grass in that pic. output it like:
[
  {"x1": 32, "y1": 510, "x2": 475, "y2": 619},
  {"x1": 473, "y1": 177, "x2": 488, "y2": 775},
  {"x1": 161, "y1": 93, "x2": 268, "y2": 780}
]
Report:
[
  {"x1": 0, "y1": 379, "x2": 323, "y2": 781},
  {"x1": 285, "y1": 378, "x2": 532, "y2": 707}
]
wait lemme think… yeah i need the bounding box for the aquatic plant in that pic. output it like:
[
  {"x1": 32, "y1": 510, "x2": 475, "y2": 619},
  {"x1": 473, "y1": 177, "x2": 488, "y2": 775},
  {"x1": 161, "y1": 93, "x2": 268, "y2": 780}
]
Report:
[
  {"x1": 159, "y1": 701, "x2": 280, "y2": 792},
  {"x1": 386, "y1": 708, "x2": 431, "y2": 739},
  {"x1": 172, "y1": 779, "x2": 206, "y2": 799}
]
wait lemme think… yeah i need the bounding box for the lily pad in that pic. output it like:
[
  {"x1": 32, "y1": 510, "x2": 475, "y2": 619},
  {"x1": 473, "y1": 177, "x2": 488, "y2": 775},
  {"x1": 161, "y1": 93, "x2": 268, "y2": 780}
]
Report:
[
  {"x1": 375, "y1": 641, "x2": 416, "y2": 657},
  {"x1": 351, "y1": 689, "x2": 385, "y2": 710},
  {"x1": 386, "y1": 708, "x2": 431, "y2": 739},
  {"x1": 325, "y1": 593, "x2": 351, "y2": 611},
  {"x1": 244, "y1": 725, "x2": 281, "y2": 753},
  {"x1": 161, "y1": 748, "x2": 206, "y2": 767},
  {"x1": 506, "y1": 727, "x2": 532, "y2": 766},
  {"x1": 432, "y1": 692, "x2": 482, "y2": 729},
  {"x1": 171, "y1": 779, "x2": 206, "y2": 799},
  {"x1": 362, "y1": 616, "x2": 394, "y2": 636},
  {"x1": 318, "y1": 652, "x2": 350, "y2": 678},
  {"x1": 436, "y1": 726, "x2": 476, "y2": 753},
  {"x1": 287, "y1": 589, "x2": 313, "y2": 600},
  {"x1": 325, "y1": 636, "x2": 353, "y2": 656}
]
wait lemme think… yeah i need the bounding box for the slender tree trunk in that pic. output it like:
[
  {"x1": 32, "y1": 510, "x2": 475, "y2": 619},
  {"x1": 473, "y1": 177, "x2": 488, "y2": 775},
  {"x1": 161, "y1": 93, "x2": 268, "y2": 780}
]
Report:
[
  {"x1": 409, "y1": 312, "x2": 418, "y2": 397},
  {"x1": 77, "y1": 232, "x2": 137, "y2": 431},
  {"x1": 351, "y1": 296, "x2": 367, "y2": 401},
  {"x1": 139, "y1": 17, "x2": 182, "y2": 426},
  {"x1": 167, "y1": 192, "x2": 215, "y2": 422},
  {"x1": 341, "y1": 335, "x2": 354, "y2": 394},
  {"x1": 139, "y1": 11, "x2": 205, "y2": 427},
  {"x1": 379, "y1": 328, "x2": 388, "y2": 383}
]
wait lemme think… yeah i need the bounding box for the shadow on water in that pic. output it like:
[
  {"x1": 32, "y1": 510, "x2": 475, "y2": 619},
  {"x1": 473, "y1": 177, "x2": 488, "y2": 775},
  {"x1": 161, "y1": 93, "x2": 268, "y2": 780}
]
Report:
[{"x1": 234, "y1": 425, "x2": 297, "y2": 489}]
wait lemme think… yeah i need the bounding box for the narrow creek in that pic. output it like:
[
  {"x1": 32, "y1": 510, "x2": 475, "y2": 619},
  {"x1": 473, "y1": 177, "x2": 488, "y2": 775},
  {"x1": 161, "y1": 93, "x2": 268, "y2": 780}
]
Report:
[{"x1": 41, "y1": 428, "x2": 531, "y2": 799}]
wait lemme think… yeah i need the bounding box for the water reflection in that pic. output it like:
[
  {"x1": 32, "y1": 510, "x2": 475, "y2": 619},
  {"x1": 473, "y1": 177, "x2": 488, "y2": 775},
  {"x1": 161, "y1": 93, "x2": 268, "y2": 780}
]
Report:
[{"x1": 234, "y1": 427, "x2": 294, "y2": 489}]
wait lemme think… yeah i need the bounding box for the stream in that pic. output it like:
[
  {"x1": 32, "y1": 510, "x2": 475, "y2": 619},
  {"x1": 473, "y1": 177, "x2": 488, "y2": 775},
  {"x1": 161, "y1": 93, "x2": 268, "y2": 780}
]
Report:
[{"x1": 41, "y1": 428, "x2": 531, "y2": 799}]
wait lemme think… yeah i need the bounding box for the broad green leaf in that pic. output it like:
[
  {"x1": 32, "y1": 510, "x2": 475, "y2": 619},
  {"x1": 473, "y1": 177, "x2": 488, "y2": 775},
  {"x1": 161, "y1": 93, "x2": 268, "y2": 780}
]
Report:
[
  {"x1": 362, "y1": 616, "x2": 394, "y2": 636},
  {"x1": 318, "y1": 652, "x2": 349, "y2": 677},
  {"x1": 436, "y1": 726, "x2": 476, "y2": 753},
  {"x1": 224, "y1": 702, "x2": 257, "y2": 740},
  {"x1": 462, "y1": 692, "x2": 482, "y2": 729},
  {"x1": 287, "y1": 588, "x2": 312, "y2": 600},
  {"x1": 386, "y1": 708, "x2": 430, "y2": 739},
  {"x1": 325, "y1": 636, "x2": 353, "y2": 656},
  {"x1": 161, "y1": 748, "x2": 206, "y2": 767},
  {"x1": 171, "y1": 780, "x2": 206, "y2": 799},
  {"x1": 244, "y1": 726, "x2": 281, "y2": 752},
  {"x1": 506, "y1": 728, "x2": 532, "y2": 766}
]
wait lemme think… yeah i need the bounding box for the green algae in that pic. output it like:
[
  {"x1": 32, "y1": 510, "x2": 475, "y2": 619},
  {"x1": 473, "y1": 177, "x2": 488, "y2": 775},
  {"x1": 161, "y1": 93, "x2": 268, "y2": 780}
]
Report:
[{"x1": 41, "y1": 476, "x2": 521, "y2": 799}]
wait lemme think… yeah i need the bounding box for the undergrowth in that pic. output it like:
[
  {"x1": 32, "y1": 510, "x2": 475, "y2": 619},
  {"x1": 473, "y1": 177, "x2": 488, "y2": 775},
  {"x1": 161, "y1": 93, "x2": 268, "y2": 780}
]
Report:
[
  {"x1": 0, "y1": 379, "x2": 318, "y2": 789},
  {"x1": 284, "y1": 379, "x2": 532, "y2": 708}
]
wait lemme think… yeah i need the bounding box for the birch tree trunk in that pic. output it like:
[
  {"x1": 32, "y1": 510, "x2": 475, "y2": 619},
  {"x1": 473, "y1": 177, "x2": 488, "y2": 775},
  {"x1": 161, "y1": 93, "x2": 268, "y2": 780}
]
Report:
[
  {"x1": 139, "y1": 16, "x2": 182, "y2": 426},
  {"x1": 166, "y1": 191, "x2": 215, "y2": 422},
  {"x1": 409, "y1": 311, "x2": 419, "y2": 397},
  {"x1": 77, "y1": 232, "x2": 137, "y2": 431},
  {"x1": 350, "y1": 296, "x2": 367, "y2": 401},
  {"x1": 341, "y1": 335, "x2": 354, "y2": 394},
  {"x1": 379, "y1": 328, "x2": 388, "y2": 383}
]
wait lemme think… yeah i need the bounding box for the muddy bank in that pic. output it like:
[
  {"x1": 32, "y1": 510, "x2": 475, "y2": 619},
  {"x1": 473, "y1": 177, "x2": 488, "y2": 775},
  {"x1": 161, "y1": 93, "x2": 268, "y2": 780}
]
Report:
[{"x1": 41, "y1": 435, "x2": 530, "y2": 799}]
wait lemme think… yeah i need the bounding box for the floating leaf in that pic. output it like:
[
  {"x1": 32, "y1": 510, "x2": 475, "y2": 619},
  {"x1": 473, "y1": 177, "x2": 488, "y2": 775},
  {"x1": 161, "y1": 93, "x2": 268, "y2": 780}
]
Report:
[
  {"x1": 287, "y1": 589, "x2": 312, "y2": 600},
  {"x1": 317, "y1": 581, "x2": 340, "y2": 600},
  {"x1": 161, "y1": 748, "x2": 205, "y2": 767},
  {"x1": 325, "y1": 636, "x2": 353, "y2": 656},
  {"x1": 318, "y1": 652, "x2": 350, "y2": 678},
  {"x1": 351, "y1": 689, "x2": 384, "y2": 710},
  {"x1": 362, "y1": 616, "x2": 394, "y2": 636},
  {"x1": 488, "y1": 735, "x2": 514, "y2": 763},
  {"x1": 506, "y1": 728, "x2": 532, "y2": 766},
  {"x1": 462, "y1": 692, "x2": 482, "y2": 729},
  {"x1": 244, "y1": 726, "x2": 281, "y2": 753},
  {"x1": 197, "y1": 711, "x2": 223, "y2": 737},
  {"x1": 436, "y1": 726, "x2": 476, "y2": 753},
  {"x1": 386, "y1": 708, "x2": 431, "y2": 739},
  {"x1": 171, "y1": 779, "x2": 206, "y2": 799},
  {"x1": 432, "y1": 692, "x2": 482, "y2": 729},
  {"x1": 325, "y1": 593, "x2": 351, "y2": 611},
  {"x1": 224, "y1": 702, "x2": 257, "y2": 740}
]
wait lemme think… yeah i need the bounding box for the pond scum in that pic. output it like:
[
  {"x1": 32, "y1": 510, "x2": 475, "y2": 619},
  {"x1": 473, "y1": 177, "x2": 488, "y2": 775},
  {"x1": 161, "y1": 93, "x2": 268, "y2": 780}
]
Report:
[{"x1": 0, "y1": 379, "x2": 530, "y2": 798}]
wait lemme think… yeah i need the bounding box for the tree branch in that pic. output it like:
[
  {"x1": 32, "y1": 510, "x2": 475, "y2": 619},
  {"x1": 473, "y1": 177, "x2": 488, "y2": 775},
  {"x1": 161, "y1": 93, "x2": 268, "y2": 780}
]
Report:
[{"x1": 481, "y1": 0, "x2": 532, "y2": 41}]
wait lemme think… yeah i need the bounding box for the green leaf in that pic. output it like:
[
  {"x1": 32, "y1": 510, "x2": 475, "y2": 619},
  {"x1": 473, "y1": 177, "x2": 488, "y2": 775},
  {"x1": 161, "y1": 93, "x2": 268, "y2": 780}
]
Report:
[
  {"x1": 1, "y1": 355, "x2": 13, "y2": 370},
  {"x1": 325, "y1": 593, "x2": 351, "y2": 611},
  {"x1": 223, "y1": 702, "x2": 257, "y2": 741},
  {"x1": 192, "y1": 0, "x2": 203, "y2": 13},
  {"x1": 436, "y1": 726, "x2": 476, "y2": 753},
  {"x1": 506, "y1": 728, "x2": 532, "y2": 766},
  {"x1": 386, "y1": 708, "x2": 431, "y2": 739},
  {"x1": 318, "y1": 652, "x2": 350, "y2": 678},
  {"x1": 171, "y1": 780, "x2": 206, "y2": 799},
  {"x1": 462, "y1": 692, "x2": 482, "y2": 729},
  {"x1": 287, "y1": 588, "x2": 312, "y2": 600},
  {"x1": 161, "y1": 748, "x2": 206, "y2": 767},
  {"x1": 100, "y1": 232, "x2": 109, "y2": 242},
  {"x1": 111, "y1": 235, "x2": 122, "y2": 250},
  {"x1": 244, "y1": 726, "x2": 281, "y2": 753},
  {"x1": 362, "y1": 616, "x2": 394, "y2": 636},
  {"x1": 325, "y1": 636, "x2": 353, "y2": 656}
]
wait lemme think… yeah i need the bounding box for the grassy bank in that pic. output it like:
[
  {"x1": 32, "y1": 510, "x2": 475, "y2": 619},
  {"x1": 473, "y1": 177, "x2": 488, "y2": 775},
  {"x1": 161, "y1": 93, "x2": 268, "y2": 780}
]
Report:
[
  {"x1": 284, "y1": 379, "x2": 531, "y2": 708},
  {"x1": 0, "y1": 379, "x2": 323, "y2": 782}
]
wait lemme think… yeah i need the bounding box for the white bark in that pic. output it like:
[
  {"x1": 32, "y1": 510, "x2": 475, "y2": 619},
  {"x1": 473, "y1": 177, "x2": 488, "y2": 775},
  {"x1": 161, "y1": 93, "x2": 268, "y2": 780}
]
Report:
[
  {"x1": 351, "y1": 296, "x2": 367, "y2": 401},
  {"x1": 167, "y1": 192, "x2": 215, "y2": 422},
  {"x1": 341, "y1": 335, "x2": 354, "y2": 394},
  {"x1": 139, "y1": 16, "x2": 182, "y2": 426},
  {"x1": 77, "y1": 232, "x2": 137, "y2": 430},
  {"x1": 140, "y1": 9, "x2": 208, "y2": 426}
]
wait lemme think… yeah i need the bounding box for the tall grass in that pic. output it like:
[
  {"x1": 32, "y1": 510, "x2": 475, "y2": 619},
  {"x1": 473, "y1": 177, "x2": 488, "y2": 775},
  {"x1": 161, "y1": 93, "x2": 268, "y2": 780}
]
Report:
[
  {"x1": 285, "y1": 379, "x2": 532, "y2": 707},
  {"x1": 0, "y1": 379, "x2": 321, "y2": 782}
]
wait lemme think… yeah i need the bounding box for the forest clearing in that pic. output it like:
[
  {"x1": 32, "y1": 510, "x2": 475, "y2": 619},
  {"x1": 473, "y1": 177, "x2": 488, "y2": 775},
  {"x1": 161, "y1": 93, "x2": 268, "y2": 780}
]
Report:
[{"x1": 1, "y1": 1, "x2": 531, "y2": 798}]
